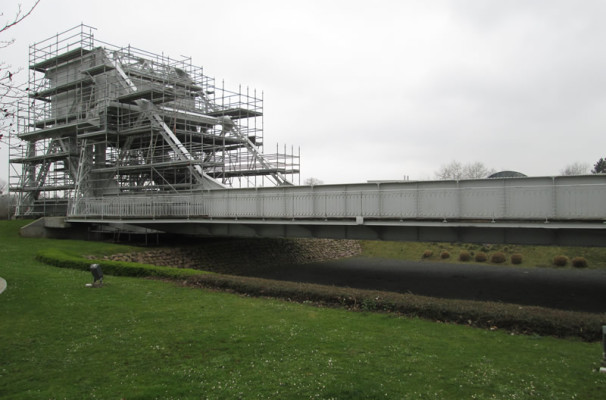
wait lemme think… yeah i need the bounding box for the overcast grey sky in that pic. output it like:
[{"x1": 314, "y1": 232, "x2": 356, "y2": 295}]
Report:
[{"x1": 2, "y1": 0, "x2": 606, "y2": 185}]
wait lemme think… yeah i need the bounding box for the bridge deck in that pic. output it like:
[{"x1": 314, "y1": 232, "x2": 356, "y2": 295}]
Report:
[{"x1": 66, "y1": 175, "x2": 606, "y2": 246}]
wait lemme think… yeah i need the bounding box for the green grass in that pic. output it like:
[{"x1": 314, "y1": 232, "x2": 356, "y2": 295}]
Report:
[
  {"x1": 1, "y1": 220, "x2": 606, "y2": 399},
  {"x1": 360, "y1": 240, "x2": 606, "y2": 268}
]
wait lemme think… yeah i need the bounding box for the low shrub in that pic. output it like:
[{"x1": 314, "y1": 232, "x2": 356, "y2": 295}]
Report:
[
  {"x1": 510, "y1": 253, "x2": 523, "y2": 265},
  {"x1": 490, "y1": 252, "x2": 506, "y2": 264},
  {"x1": 422, "y1": 250, "x2": 433, "y2": 259},
  {"x1": 571, "y1": 257, "x2": 588, "y2": 268},
  {"x1": 458, "y1": 251, "x2": 471, "y2": 262},
  {"x1": 553, "y1": 255, "x2": 569, "y2": 267},
  {"x1": 474, "y1": 252, "x2": 487, "y2": 262},
  {"x1": 440, "y1": 250, "x2": 450, "y2": 259}
]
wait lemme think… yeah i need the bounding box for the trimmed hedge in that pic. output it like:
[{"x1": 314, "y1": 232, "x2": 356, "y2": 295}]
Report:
[
  {"x1": 36, "y1": 248, "x2": 207, "y2": 280},
  {"x1": 36, "y1": 248, "x2": 605, "y2": 341}
]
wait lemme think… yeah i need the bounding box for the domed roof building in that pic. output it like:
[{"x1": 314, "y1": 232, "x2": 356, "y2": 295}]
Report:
[{"x1": 488, "y1": 171, "x2": 527, "y2": 178}]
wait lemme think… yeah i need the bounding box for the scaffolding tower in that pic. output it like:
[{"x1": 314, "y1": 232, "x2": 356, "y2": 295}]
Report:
[{"x1": 9, "y1": 25, "x2": 300, "y2": 217}]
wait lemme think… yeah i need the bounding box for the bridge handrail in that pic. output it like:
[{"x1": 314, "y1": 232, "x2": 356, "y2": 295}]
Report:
[{"x1": 67, "y1": 178, "x2": 606, "y2": 222}]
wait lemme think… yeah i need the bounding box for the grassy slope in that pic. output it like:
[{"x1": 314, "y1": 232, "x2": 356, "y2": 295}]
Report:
[
  {"x1": 1, "y1": 221, "x2": 605, "y2": 399},
  {"x1": 360, "y1": 240, "x2": 606, "y2": 268}
]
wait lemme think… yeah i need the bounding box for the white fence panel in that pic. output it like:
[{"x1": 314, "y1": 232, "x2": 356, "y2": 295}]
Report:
[
  {"x1": 555, "y1": 184, "x2": 606, "y2": 219},
  {"x1": 505, "y1": 185, "x2": 554, "y2": 219},
  {"x1": 459, "y1": 185, "x2": 504, "y2": 219},
  {"x1": 418, "y1": 187, "x2": 459, "y2": 219},
  {"x1": 380, "y1": 189, "x2": 419, "y2": 219}
]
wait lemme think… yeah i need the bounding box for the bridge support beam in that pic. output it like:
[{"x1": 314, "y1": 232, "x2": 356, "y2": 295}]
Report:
[{"x1": 73, "y1": 219, "x2": 606, "y2": 247}]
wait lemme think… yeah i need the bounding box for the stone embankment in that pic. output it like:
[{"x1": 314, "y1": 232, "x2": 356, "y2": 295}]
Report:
[{"x1": 95, "y1": 238, "x2": 361, "y2": 274}]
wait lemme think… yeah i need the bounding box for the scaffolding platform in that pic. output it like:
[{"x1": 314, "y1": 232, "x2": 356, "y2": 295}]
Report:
[
  {"x1": 117, "y1": 88, "x2": 177, "y2": 104},
  {"x1": 30, "y1": 77, "x2": 94, "y2": 100},
  {"x1": 9, "y1": 151, "x2": 76, "y2": 164},
  {"x1": 207, "y1": 108, "x2": 263, "y2": 119},
  {"x1": 30, "y1": 47, "x2": 93, "y2": 72},
  {"x1": 81, "y1": 63, "x2": 115, "y2": 76},
  {"x1": 20, "y1": 120, "x2": 96, "y2": 141}
]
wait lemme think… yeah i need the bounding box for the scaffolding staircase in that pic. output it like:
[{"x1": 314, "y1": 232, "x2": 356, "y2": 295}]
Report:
[{"x1": 107, "y1": 50, "x2": 224, "y2": 190}]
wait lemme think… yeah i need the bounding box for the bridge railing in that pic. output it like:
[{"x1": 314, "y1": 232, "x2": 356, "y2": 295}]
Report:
[{"x1": 68, "y1": 176, "x2": 606, "y2": 222}]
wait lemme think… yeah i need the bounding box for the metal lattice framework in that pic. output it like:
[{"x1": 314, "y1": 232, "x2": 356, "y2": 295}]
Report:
[{"x1": 9, "y1": 25, "x2": 299, "y2": 217}]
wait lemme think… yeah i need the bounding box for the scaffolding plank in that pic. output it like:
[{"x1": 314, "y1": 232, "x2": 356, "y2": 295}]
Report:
[
  {"x1": 117, "y1": 88, "x2": 177, "y2": 104},
  {"x1": 122, "y1": 68, "x2": 204, "y2": 92},
  {"x1": 9, "y1": 151, "x2": 76, "y2": 164},
  {"x1": 33, "y1": 114, "x2": 97, "y2": 128},
  {"x1": 20, "y1": 120, "x2": 94, "y2": 141},
  {"x1": 90, "y1": 159, "x2": 206, "y2": 173},
  {"x1": 116, "y1": 125, "x2": 156, "y2": 136},
  {"x1": 30, "y1": 77, "x2": 94, "y2": 99},
  {"x1": 207, "y1": 168, "x2": 296, "y2": 178},
  {"x1": 155, "y1": 107, "x2": 219, "y2": 125},
  {"x1": 206, "y1": 108, "x2": 263, "y2": 119},
  {"x1": 78, "y1": 130, "x2": 112, "y2": 139},
  {"x1": 81, "y1": 64, "x2": 115, "y2": 76},
  {"x1": 12, "y1": 184, "x2": 75, "y2": 192},
  {"x1": 30, "y1": 47, "x2": 92, "y2": 72}
]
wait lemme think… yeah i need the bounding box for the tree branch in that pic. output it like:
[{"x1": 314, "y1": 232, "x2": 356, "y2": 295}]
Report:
[{"x1": 0, "y1": 0, "x2": 41, "y2": 34}]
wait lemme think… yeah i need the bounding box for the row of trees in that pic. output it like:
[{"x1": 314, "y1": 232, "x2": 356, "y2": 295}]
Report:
[
  {"x1": 434, "y1": 157, "x2": 606, "y2": 180},
  {"x1": 560, "y1": 158, "x2": 606, "y2": 175},
  {"x1": 434, "y1": 161, "x2": 496, "y2": 180},
  {"x1": 305, "y1": 157, "x2": 606, "y2": 184}
]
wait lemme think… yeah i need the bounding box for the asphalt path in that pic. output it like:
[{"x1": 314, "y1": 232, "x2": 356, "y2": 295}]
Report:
[{"x1": 251, "y1": 258, "x2": 606, "y2": 313}]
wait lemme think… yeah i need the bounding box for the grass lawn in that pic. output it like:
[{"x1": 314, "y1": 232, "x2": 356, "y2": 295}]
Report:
[{"x1": 1, "y1": 220, "x2": 605, "y2": 399}]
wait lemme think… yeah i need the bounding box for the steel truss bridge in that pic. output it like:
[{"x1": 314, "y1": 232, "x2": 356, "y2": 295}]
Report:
[{"x1": 66, "y1": 175, "x2": 606, "y2": 246}]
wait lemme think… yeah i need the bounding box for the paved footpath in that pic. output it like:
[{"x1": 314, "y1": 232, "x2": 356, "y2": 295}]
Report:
[{"x1": 0, "y1": 277, "x2": 6, "y2": 295}]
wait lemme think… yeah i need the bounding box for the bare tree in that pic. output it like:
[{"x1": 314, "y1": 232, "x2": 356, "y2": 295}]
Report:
[
  {"x1": 435, "y1": 161, "x2": 495, "y2": 180},
  {"x1": 304, "y1": 177, "x2": 324, "y2": 186},
  {"x1": 560, "y1": 162, "x2": 589, "y2": 176},
  {"x1": 463, "y1": 162, "x2": 496, "y2": 179},
  {"x1": 0, "y1": 1, "x2": 41, "y2": 147},
  {"x1": 0, "y1": 193, "x2": 14, "y2": 219},
  {"x1": 0, "y1": 178, "x2": 14, "y2": 218},
  {"x1": 435, "y1": 160, "x2": 464, "y2": 180}
]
